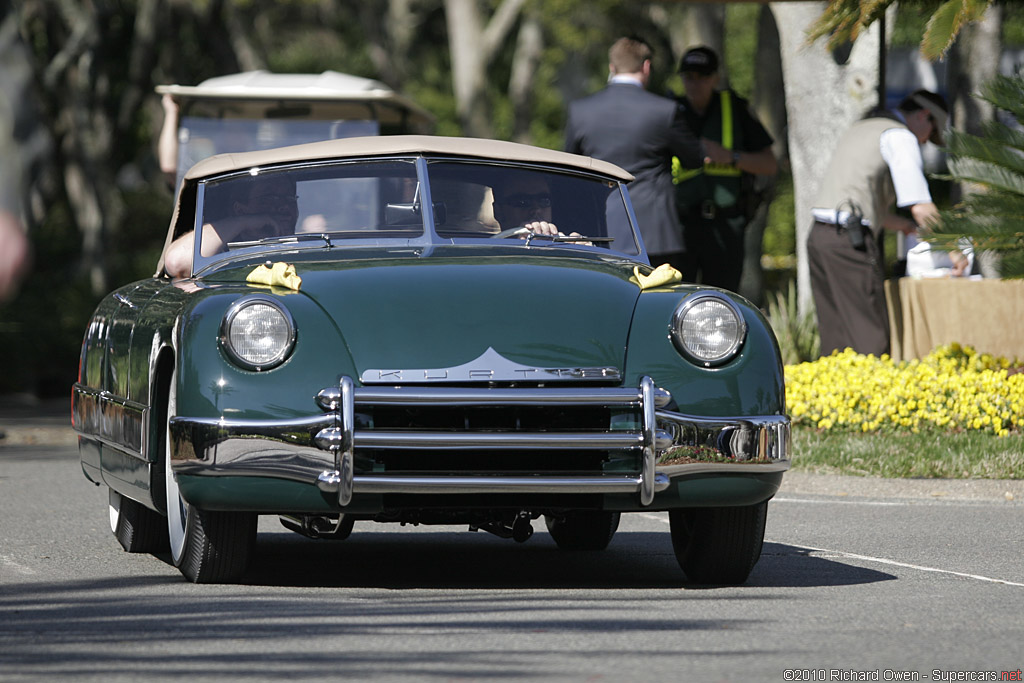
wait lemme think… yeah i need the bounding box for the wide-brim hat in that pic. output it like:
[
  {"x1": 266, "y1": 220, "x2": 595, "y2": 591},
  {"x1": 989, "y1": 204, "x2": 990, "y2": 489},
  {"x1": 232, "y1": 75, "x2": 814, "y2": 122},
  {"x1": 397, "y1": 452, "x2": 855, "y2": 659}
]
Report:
[{"x1": 911, "y1": 90, "x2": 949, "y2": 146}]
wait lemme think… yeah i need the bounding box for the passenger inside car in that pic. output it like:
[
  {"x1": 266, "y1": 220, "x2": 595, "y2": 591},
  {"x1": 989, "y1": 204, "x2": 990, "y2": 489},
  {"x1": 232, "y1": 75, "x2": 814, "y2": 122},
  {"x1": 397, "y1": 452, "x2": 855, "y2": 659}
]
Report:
[{"x1": 163, "y1": 175, "x2": 299, "y2": 278}]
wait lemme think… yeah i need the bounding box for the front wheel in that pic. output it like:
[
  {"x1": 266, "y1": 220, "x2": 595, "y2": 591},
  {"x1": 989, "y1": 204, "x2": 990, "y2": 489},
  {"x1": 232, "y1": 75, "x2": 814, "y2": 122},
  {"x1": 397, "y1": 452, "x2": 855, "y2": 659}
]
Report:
[
  {"x1": 669, "y1": 502, "x2": 767, "y2": 585},
  {"x1": 164, "y1": 369, "x2": 256, "y2": 583},
  {"x1": 544, "y1": 511, "x2": 620, "y2": 550}
]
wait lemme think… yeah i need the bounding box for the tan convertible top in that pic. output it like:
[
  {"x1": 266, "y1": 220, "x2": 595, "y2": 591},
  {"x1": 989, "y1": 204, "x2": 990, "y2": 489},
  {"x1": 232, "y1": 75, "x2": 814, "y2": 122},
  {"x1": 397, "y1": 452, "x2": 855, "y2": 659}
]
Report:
[
  {"x1": 182, "y1": 135, "x2": 634, "y2": 182},
  {"x1": 156, "y1": 135, "x2": 634, "y2": 276}
]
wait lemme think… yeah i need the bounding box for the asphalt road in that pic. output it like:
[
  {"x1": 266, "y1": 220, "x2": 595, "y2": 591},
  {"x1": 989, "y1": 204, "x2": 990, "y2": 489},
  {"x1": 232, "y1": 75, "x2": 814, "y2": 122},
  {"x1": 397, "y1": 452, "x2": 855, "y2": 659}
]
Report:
[{"x1": 1, "y1": 441, "x2": 1022, "y2": 682}]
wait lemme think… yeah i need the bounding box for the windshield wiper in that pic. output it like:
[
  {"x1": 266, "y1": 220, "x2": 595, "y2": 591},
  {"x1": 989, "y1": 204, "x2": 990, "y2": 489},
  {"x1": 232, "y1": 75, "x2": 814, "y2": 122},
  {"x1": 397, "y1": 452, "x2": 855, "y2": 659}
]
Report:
[
  {"x1": 227, "y1": 233, "x2": 334, "y2": 249},
  {"x1": 491, "y1": 227, "x2": 613, "y2": 246},
  {"x1": 520, "y1": 231, "x2": 613, "y2": 247}
]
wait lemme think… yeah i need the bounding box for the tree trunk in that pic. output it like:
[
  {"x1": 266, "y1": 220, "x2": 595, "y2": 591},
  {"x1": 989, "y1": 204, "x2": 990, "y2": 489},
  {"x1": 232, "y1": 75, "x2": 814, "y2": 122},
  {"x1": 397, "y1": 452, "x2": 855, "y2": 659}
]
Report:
[
  {"x1": 509, "y1": 10, "x2": 543, "y2": 143},
  {"x1": 739, "y1": 5, "x2": 788, "y2": 309},
  {"x1": 771, "y1": 1, "x2": 885, "y2": 316},
  {"x1": 360, "y1": 0, "x2": 419, "y2": 89},
  {"x1": 751, "y1": 6, "x2": 787, "y2": 165},
  {"x1": 445, "y1": 0, "x2": 526, "y2": 138},
  {"x1": 678, "y1": 3, "x2": 725, "y2": 70},
  {"x1": 445, "y1": 0, "x2": 489, "y2": 137}
]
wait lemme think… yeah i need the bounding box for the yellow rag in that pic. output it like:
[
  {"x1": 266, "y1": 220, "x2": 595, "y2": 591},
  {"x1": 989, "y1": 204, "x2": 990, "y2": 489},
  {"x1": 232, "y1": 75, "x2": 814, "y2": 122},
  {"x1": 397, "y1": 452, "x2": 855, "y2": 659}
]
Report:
[
  {"x1": 246, "y1": 262, "x2": 302, "y2": 291},
  {"x1": 633, "y1": 263, "x2": 682, "y2": 290}
]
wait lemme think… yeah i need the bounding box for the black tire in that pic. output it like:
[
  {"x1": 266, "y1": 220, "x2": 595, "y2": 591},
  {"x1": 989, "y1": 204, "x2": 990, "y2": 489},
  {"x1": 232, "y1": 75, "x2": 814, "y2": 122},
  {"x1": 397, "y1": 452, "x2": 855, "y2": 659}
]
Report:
[
  {"x1": 163, "y1": 366, "x2": 256, "y2": 583},
  {"x1": 176, "y1": 506, "x2": 257, "y2": 584},
  {"x1": 669, "y1": 501, "x2": 768, "y2": 585},
  {"x1": 109, "y1": 489, "x2": 169, "y2": 553},
  {"x1": 544, "y1": 511, "x2": 620, "y2": 550}
]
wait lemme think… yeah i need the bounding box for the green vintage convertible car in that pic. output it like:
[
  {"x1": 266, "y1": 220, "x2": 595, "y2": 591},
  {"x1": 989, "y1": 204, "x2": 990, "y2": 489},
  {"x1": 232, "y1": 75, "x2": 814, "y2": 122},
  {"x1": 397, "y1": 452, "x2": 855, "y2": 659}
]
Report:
[{"x1": 72, "y1": 135, "x2": 790, "y2": 584}]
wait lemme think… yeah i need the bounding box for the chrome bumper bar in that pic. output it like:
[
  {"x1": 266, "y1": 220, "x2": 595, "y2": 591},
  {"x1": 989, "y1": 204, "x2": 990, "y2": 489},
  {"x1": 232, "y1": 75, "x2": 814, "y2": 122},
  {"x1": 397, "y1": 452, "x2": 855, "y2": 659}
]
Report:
[{"x1": 169, "y1": 376, "x2": 790, "y2": 507}]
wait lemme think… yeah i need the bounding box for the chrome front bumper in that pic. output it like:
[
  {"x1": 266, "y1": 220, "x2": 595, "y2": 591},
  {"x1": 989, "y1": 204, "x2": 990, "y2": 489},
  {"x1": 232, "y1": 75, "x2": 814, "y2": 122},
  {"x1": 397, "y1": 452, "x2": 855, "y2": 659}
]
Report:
[{"x1": 169, "y1": 376, "x2": 790, "y2": 508}]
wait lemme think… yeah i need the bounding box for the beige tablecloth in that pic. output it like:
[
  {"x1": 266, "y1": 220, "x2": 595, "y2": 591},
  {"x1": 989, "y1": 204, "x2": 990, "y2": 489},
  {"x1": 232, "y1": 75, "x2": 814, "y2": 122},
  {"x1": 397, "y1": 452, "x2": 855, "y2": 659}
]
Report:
[{"x1": 885, "y1": 277, "x2": 1024, "y2": 362}]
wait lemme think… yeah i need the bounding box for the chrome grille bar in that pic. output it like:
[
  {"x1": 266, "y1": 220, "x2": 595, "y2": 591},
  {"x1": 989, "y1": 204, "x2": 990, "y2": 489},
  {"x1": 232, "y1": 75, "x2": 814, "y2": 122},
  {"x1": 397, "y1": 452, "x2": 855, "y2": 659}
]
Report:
[
  {"x1": 326, "y1": 473, "x2": 673, "y2": 495},
  {"x1": 354, "y1": 431, "x2": 644, "y2": 450},
  {"x1": 318, "y1": 385, "x2": 672, "y2": 408}
]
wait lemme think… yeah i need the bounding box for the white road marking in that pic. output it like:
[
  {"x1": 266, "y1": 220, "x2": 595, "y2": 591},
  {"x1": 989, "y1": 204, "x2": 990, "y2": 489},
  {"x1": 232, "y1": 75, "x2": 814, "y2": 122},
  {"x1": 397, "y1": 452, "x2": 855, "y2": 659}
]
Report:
[
  {"x1": 0, "y1": 554, "x2": 37, "y2": 575},
  {"x1": 774, "y1": 496, "x2": 915, "y2": 507},
  {"x1": 774, "y1": 543, "x2": 1024, "y2": 588},
  {"x1": 636, "y1": 511, "x2": 1024, "y2": 588}
]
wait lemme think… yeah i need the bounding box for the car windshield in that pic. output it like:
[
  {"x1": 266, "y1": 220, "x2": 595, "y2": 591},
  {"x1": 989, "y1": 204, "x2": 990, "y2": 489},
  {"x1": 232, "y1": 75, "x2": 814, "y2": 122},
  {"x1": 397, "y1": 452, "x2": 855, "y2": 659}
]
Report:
[{"x1": 191, "y1": 157, "x2": 641, "y2": 272}]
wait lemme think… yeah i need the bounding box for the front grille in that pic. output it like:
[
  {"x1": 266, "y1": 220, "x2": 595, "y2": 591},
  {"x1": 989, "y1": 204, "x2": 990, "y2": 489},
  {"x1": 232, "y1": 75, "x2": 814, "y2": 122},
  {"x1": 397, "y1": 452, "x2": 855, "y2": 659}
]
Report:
[
  {"x1": 313, "y1": 376, "x2": 665, "y2": 506},
  {"x1": 358, "y1": 402, "x2": 628, "y2": 474}
]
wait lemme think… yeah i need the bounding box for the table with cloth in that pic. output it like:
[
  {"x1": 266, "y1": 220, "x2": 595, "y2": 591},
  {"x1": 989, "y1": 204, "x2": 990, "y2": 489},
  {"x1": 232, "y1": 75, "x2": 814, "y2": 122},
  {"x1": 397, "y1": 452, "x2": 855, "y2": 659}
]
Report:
[{"x1": 884, "y1": 277, "x2": 1024, "y2": 362}]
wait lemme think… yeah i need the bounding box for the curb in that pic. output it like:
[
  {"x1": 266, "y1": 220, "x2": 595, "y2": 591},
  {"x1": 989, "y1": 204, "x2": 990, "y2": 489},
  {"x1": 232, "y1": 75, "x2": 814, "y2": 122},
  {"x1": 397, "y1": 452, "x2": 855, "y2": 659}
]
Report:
[{"x1": 779, "y1": 470, "x2": 1021, "y2": 503}]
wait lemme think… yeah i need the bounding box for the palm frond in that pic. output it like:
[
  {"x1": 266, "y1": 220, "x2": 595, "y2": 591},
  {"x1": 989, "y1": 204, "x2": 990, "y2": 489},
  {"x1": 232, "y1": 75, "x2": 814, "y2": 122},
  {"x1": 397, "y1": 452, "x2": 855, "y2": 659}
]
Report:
[
  {"x1": 945, "y1": 130, "x2": 1024, "y2": 175},
  {"x1": 947, "y1": 158, "x2": 1024, "y2": 195},
  {"x1": 807, "y1": 0, "x2": 897, "y2": 49},
  {"x1": 921, "y1": 0, "x2": 991, "y2": 60},
  {"x1": 928, "y1": 215, "x2": 1024, "y2": 251},
  {"x1": 980, "y1": 73, "x2": 1024, "y2": 121},
  {"x1": 810, "y1": 0, "x2": 992, "y2": 61},
  {"x1": 978, "y1": 120, "x2": 1024, "y2": 154}
]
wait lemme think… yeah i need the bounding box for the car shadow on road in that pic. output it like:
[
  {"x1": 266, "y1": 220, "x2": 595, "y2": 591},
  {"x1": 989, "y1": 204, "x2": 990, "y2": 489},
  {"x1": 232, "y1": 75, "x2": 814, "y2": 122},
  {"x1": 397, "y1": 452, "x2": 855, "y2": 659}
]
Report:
[{"x1": 234, "y1": 530, "x2": 895, "y2": 589}]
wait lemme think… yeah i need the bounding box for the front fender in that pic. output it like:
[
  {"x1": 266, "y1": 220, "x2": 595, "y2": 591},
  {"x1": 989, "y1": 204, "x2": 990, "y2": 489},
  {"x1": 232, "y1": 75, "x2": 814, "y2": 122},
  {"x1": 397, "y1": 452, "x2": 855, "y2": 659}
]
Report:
[
  {"x1": 624, "y1": 286, "x2": 786, "y2": 417},
  {"x1": 175, "y1": 286, "x2": 357, "y2": 422}
]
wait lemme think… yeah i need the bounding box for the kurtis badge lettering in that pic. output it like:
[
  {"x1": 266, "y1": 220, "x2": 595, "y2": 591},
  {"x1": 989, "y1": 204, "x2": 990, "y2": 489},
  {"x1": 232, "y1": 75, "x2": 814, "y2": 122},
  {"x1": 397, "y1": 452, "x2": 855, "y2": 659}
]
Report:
[{"x1": 361, "y1": 347, "x2": 621, "y2": 384}]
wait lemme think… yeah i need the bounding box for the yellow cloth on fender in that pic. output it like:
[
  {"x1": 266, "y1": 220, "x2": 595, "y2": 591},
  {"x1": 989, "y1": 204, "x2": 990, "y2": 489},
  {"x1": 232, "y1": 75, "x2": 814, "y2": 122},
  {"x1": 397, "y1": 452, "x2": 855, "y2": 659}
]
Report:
[
  {"x1": 246, "y1": 262, "x2": 302, "y2": 291},
  {"x1": 632, "y1": 263, "x2": 682, "y2": 290}
]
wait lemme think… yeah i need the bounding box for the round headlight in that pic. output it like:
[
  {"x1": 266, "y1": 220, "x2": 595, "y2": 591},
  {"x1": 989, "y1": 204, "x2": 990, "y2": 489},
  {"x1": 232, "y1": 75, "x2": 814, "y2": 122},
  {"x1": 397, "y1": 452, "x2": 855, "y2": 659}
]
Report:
[
  {"x1": 670, "y1": 293, "x2": 747, "y2": 367},
  {"x1": 221, "y1": 296, "x2": 296, "y2": 371}
]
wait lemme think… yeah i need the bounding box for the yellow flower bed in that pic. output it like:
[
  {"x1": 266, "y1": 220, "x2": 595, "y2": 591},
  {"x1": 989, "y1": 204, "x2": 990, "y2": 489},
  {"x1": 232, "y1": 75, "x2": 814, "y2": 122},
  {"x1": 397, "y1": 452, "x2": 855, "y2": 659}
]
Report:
[{"x1": 785, "y1": 344, "x2": 1024, "y2": 437}]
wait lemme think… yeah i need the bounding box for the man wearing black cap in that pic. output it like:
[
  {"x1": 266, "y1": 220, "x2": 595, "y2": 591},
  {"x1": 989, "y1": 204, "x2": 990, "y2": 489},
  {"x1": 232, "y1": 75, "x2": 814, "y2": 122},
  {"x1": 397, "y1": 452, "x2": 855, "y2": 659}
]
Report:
[
  {"x1": 672, "y1": 45, "x2": 778, "y2": 294},
  {"x1": 808, "y1": 89, "x2": 963, "y2": 357},
  {"x1": 564, "y1": 37, "x2": 711, "y2": 270}
]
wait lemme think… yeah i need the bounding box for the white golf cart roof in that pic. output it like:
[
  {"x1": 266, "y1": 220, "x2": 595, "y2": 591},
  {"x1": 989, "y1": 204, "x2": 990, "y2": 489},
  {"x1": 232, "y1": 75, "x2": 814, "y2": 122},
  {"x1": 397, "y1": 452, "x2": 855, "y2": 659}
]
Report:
[{"x1": 156, "y1": 70, "x2": 434, "y2": 131}]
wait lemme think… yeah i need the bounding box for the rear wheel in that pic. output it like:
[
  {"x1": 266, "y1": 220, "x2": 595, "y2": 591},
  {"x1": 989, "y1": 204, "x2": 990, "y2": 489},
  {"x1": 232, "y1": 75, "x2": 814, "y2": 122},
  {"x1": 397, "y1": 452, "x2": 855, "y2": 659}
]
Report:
[
  {"x1": 109, "y1": 488, "x2": 168, "y2": 553},
  {"x1": 669, "y1": 502, "x2": 767, "y2": 585},
  {"x1": 164, "y1": 369, "x2": 256, "y2": 583},
  {"x1": 544, "y1": 511, "x2": 620, "y2": 550}
]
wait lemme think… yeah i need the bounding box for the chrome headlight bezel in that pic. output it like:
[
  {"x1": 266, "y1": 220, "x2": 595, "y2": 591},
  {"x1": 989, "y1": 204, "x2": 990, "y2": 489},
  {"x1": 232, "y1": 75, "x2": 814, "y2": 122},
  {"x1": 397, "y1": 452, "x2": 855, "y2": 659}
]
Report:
[
  {"x1": 670, "y1": 291, "x2": 747, "y2": 367},
  {"x1": 220, "y1": 295, "x2": 296, "y2": 371}
]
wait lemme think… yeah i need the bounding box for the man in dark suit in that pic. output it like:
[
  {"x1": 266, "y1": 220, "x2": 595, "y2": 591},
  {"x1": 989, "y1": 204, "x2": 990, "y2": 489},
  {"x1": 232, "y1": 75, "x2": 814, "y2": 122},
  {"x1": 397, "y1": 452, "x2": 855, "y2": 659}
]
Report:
[{"x1": 564, "y1": 36, "x2": 713, "y2": 270}]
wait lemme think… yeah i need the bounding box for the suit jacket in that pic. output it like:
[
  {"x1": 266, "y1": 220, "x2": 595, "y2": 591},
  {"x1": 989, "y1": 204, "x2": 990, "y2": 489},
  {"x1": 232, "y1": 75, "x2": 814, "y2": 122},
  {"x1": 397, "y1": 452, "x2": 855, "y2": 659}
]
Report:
[{"x1": 564, "y1": 83, "x2": 703, "y2": 255}]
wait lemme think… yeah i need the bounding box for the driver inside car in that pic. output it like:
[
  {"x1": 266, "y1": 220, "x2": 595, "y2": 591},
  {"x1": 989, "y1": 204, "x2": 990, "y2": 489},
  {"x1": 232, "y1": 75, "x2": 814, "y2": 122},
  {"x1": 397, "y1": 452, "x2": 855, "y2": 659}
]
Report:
[
  {"x1": 492, "y1": 174, "x2": 559, "y2": 236},
  {"x1": 491, "y1": 174, "x2": 590, "y2": 244},
  {"x1": 164, "y1": 175, "x2": 298, "y2": 278}
]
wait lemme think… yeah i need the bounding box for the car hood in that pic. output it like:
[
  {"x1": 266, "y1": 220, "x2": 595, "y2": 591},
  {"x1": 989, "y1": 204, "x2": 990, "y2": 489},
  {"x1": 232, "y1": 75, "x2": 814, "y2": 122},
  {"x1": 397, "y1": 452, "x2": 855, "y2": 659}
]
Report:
[{"x1": 273, "y1": 251, "x2": 643, "y2": 380}]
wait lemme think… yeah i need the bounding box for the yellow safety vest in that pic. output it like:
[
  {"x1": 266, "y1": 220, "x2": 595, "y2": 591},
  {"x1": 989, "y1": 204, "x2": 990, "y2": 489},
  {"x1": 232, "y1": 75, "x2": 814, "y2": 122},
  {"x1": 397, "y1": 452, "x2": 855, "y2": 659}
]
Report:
[{"x1": 672, "y1": 90, "x2": 742, "y2": 184}]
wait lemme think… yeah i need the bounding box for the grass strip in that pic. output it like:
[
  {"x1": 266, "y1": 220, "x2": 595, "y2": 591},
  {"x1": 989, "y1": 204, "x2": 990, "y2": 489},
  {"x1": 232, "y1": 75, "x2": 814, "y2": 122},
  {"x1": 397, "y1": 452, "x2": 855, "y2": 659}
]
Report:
[{"x1": 790, "y1": 427, "x2": 1024, "y2": 479}]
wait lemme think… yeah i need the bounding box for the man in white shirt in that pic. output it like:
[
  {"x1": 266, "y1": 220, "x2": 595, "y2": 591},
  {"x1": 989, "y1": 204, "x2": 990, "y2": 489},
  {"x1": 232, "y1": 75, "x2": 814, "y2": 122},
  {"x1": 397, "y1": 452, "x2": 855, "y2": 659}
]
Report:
[{"x1": 807, "y1": 89, "x2": 963, "y2": 356}]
